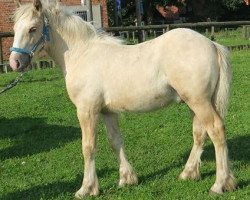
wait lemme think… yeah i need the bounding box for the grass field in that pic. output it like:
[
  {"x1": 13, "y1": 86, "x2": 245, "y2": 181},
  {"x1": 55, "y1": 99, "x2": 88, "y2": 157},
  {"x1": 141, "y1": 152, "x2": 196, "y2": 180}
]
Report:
[
  {"x1": 210, "y1": 28, "x2": 250, "y2": 46},
  {"x1": 0, "y1": 50, "x2": 249, "y2": 200}
]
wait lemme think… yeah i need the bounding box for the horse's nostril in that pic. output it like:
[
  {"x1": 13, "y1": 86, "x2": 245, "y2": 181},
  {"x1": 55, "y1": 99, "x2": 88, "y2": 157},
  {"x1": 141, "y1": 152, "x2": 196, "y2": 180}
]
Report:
[{"x1": 16, "y1": 60, "x2": 20, "y2": 68}]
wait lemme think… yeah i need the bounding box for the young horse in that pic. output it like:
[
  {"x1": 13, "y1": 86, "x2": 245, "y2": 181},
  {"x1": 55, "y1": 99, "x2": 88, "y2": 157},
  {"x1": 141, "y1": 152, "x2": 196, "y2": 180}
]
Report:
[{"x1": 9, "y1": 0, "x2": 236, "y2": 198}]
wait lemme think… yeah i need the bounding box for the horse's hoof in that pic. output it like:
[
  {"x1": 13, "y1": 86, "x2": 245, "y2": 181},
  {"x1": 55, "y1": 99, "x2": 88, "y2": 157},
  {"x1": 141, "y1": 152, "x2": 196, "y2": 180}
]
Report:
[
  {"x1": 178, "y1": 171, "x2": 201, "y2": 181},
  {"x1": 223, "y1": 173, "x2": 237, "y2": 192},
  {"x1": 209, "y1": 189, "x2": 223, "y2": 196},
  {"x1": 74, "y1": 186, "x2": 99, "y2": 199},
  {"x1": 209, "y1": 185, "x2": 223, "y2": 196},
  {"x1": 75, "y1": 190, "x2": 84, "y2": 199},
  {"x1": 119, "y1": 171, "x2": 138, "y2": 186}
]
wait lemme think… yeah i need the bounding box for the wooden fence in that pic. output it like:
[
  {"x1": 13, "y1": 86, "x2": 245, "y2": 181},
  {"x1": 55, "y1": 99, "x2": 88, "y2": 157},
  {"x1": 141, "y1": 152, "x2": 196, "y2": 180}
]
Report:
[
  {"x1": 105, "y1": 21, "x2": 250, "y2": 43},
  {"x1": 0, "y1": 32, "x2": 13, "y2": 69}
]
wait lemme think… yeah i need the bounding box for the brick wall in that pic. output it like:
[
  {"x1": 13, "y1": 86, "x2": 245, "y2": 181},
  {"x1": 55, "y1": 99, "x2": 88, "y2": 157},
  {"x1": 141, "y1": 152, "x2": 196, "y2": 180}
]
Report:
[
  {"x1": 0, "y1": 1, "x2": 15, "y2": 61},
  {"x1": 0, "y1": 0, "x2": 108, "y2": 61},
  {"x1": 61, "y1": 0, "x2": 81, "y2": 5}
]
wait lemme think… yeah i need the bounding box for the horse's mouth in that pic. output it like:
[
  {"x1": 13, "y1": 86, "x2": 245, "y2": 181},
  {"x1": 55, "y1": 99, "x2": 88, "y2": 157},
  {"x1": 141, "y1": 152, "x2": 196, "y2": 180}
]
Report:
[
  {"x1": 10, "y1": 61, "x2": 29, "y2": 72},
  {"x1": 16, "y1": 63, "x2": 31, "y2": 72}
]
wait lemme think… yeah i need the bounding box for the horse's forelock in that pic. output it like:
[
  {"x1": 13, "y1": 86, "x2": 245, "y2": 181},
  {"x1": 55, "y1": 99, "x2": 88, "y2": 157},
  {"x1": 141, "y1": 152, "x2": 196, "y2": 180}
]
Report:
[
  {"x1": 13, "y1": 3, "x2": 45, "y2": 24},
  {"x1": 13, "y1": 0, "x2": 54, "y2": 23},
  {"x1": 13, "y1": 4, "x2": 33, "y2": 23}
]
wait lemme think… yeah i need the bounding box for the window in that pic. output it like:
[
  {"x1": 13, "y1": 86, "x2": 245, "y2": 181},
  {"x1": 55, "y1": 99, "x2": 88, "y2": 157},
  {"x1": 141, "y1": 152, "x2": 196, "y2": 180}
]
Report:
[{"x1": 75, "y1": 11, "x2": 88, "y2": 21}]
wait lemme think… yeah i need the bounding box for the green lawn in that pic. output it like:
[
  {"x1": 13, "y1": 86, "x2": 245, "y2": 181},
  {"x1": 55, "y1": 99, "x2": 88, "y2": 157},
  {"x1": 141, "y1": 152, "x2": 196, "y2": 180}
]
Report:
[
  {"x1": 0, "y1": 50, "x2": 249, "y2": 199},
  {"x1": 211, "y1": 28, "x2": 250, "y2": 46}
]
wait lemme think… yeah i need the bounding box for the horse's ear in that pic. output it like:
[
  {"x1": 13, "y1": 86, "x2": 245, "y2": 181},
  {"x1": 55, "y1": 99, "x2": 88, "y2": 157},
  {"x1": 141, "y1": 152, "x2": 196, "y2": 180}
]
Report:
[
  {"x1": 33, "y1": 0, "x2": 42, "y2": 11},
  {"x1": 14, "y1": 0, "x2": 21, "y2": 7}
]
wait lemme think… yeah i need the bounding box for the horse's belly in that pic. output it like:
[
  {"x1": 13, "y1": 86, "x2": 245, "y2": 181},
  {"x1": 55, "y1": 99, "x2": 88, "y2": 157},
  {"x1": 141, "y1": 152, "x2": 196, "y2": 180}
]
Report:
[{"x1": 104, "y1": 86, "x2": 180, "y2": 113}]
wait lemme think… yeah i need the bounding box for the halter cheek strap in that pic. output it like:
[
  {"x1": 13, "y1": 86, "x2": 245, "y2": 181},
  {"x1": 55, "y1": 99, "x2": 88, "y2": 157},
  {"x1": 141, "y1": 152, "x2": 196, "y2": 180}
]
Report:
[{"x1": 10, "y1": 16, "x2": 50, "y2": 58}]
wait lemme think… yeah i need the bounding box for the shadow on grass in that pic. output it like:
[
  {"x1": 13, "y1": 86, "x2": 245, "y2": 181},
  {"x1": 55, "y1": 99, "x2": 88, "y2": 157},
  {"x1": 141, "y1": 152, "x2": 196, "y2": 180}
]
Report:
[
  {"x1": 1, "y1": 168, "x2": 117, "y2": 200},
  {"x1": 140, "y1": 134, "x2": 250, "y2": 184},
  {"x1": 202, "y1": 134, "x2": 250, "y2": 189},
  {"x1": 202, "y1": 134, "x2": 250, "y2": 163},
  {"x1": 1, "y1": 178, "x2": 79, "y2": 200},
  {"x1": 0, "y1": 117, "x2": 80, "y2": 160},
  {"x1": 1, "y1": 122, "x2": 249, "y2": 198},
  {"x1": 139, "y1": 162, "x2": 182, "y2": 184},
  {"x1": 0, "y1": 117, "x2": 119, "y2": 199}
]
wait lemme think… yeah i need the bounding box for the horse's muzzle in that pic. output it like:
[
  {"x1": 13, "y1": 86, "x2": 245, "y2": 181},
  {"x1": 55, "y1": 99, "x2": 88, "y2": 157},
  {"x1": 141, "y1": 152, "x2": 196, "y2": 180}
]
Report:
[{"x1": 9, "y1": 52, "x2": 30, "y2": 71}]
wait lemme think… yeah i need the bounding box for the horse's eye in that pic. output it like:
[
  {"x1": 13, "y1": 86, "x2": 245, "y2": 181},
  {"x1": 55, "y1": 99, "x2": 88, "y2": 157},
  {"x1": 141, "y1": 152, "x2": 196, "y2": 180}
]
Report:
[{"x1": 29, "y1": 27, "x2": 37, "y2": 33}]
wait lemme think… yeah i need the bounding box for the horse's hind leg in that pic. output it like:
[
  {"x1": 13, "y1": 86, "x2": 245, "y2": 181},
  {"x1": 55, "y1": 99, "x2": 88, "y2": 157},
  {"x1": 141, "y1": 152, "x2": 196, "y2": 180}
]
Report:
[
  {"x1": 75, "y1": 108, "x2": 99, "y2": 198},
  {"x1": 179, "y1": 114, "x2": 207, "y2": 180},
  {"x1": 103, "y1": 112, "x2": 138, "y2": 186},
  {"x1": 187, "y1": 101, "x2": 236, "y2": 194}
]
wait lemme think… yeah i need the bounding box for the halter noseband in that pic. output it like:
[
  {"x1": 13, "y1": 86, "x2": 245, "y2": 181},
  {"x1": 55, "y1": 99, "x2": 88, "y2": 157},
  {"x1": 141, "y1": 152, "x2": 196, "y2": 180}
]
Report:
[{"x1": 10, "y1": 15, "x2": 50, "y2": 59}]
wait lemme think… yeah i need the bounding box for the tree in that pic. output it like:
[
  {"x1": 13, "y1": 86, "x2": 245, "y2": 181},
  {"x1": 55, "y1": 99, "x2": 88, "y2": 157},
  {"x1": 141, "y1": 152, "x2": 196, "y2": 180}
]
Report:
[{"x1": 222, "y1": 0, "x2": 243, "y2": 10}]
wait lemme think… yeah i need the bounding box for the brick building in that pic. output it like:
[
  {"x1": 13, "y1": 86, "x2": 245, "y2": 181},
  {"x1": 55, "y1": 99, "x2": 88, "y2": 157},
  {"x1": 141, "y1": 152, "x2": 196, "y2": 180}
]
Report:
[{"x1": 0, "y1": 0, "x2": 108, "y2": 61}]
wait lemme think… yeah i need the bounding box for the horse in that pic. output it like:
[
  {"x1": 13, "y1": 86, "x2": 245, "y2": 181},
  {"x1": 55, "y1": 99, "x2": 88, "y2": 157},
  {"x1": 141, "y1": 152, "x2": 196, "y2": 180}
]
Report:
[{"x1": 9, "y1": 0, "x2": 236, "y2": 198}]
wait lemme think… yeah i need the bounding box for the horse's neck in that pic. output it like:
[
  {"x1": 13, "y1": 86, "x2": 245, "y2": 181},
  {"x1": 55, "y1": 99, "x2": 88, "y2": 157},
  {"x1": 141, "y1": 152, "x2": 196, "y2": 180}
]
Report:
[
  {"x1": 46, "y1": 27, "x2": 68, "y2": 74},
  {"x1": 45, "y1": 11, "x2": 95, "y2": 74},
  {"x1": 45, "y1": 23, "x2": 88, "y2": 75}
]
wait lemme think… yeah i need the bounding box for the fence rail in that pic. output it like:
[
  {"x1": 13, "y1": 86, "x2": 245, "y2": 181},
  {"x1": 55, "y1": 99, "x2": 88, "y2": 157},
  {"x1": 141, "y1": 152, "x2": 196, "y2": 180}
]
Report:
[
  {"x1": 0, "y1": 32, "x2": 13, "y2": 37},
  {"x1": 105, "y1": 21, "x2": 250, "y2": 32}
]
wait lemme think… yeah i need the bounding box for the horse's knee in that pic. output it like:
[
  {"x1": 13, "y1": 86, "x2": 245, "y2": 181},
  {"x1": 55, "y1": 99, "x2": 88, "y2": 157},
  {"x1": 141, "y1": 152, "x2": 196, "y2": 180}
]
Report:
[
  {"x1": 193, "y1": 129, "x2": 206, "y2": 146},
  {"x1": 83, "y1": 144, "x2": 96, "y2": 159}
]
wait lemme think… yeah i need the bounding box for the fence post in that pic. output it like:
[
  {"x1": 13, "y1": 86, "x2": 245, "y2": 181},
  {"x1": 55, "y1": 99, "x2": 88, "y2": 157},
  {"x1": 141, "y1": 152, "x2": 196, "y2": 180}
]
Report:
[
  {"x1": 142, "y1": 30, "x2": 146, "y2": 42},
  {"x1": 242, "y1": 26, "x2": 247, "y2": 39},
  {"x1": 246, "y1": 25, "x2": 250, "y2": 39},
  {"x1": 211, "y1": 26, "x2": 215, "y2": 40},
  {"x1": 166, "y1": 25, "x2": 170, "y2": 32},
  {"x1": 132, "y1": 31, "x2": 135, "y2": 42},
  {"x1": 0, "y1": 36, "x2": 3, "y2": 65},
  {"x1": 205, "y1": 28, "x2": 209, "y2": 36}
]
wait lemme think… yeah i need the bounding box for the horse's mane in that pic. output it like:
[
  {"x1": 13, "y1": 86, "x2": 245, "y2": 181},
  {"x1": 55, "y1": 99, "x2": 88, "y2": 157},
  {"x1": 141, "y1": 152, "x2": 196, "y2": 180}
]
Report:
[{"x1": 14, "y1": 2, "x2": 122, "y2": 45}]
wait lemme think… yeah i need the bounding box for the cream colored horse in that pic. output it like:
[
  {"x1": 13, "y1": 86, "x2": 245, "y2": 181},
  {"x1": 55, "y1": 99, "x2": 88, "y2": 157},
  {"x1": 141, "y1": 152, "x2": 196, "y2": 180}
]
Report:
[{"x1": 9, "y1": 0, "x2": 236, "y2": 198}]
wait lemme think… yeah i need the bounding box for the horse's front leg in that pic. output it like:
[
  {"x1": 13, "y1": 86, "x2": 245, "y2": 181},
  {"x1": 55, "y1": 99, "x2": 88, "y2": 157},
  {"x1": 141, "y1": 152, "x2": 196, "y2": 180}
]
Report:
[{"x1": 75, "y1": 108, "x2": 99, "y2": 198}]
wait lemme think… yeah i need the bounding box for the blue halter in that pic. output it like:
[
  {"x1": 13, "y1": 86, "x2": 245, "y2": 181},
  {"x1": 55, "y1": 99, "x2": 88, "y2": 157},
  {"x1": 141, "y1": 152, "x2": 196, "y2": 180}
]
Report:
[{"x1": 10, "y1": 16, "x2": 50, "y2": 58}]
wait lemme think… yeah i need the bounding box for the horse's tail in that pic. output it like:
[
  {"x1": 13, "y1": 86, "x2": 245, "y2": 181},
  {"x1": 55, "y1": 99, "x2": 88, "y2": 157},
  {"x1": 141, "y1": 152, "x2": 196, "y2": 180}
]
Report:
[{"x1": 213, "y1": 42, "x2": 232, "y2": 119}]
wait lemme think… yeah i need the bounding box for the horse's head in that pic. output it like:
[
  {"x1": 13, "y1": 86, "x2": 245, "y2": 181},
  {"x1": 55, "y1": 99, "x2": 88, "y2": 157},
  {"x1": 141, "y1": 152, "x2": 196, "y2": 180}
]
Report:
[{"x1": 9, "y1": 0, "x2": 49, "y2": 71}]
